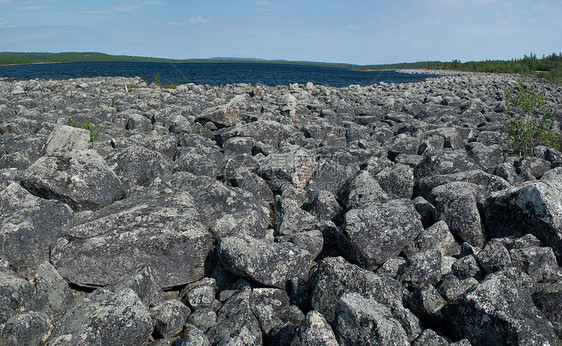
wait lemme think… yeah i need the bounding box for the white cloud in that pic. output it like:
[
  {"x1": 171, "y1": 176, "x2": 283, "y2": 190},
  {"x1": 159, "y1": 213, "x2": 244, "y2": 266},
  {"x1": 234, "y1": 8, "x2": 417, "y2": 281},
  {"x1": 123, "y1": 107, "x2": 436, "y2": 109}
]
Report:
[
  {"x1": 0, "y1": 0, "x2": 10, "y2": 4},
  {"x1": 255, "y1": 0, "x2": 270, "y2": 5},
  {"x1": 168, "y1": 22, "x2": 185, "y2": 26},
  {"x1": 0, "y1": 18, "x2": 9, "y2": 27},
  {"x1": 189, "y1": 16, "x2": 209, "y2": 24},
  {"x1": 19, "y1": 5, "x2": 50, "y2": 10}
]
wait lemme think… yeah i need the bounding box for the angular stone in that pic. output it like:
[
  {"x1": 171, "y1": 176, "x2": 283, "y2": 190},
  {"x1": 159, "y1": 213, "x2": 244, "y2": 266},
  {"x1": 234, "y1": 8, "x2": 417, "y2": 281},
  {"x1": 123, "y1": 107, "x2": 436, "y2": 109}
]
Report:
[
  {"x1": 0, "y1": 270, "x2": 35, "y2": 325},
  {"x1": 0, "y1": 310, "x2": 50, "y2": 346},
  {"x1": 483, "y1": 177, "x2": 562, "y2": 261},
  {"x1": 47, "y1": 288, "x2": 153, "y2": 345},
  {"x1": 406, "y1": 220, "x2": 461, "y2": 257},
  {"x1": 182, "y1": 324, "x2": 210, "y2": 346},
  {"x1": 291, "y1": 310, "x2": 338, "y2": 346},
  {"x1": 415, "y1": 149, "x2": 480, "y2": 179},
  {"x1": 20, "y1": 149, "x2": 126, "y2": 211},
  {"x1": 476, "y1": 240, "x2": 512, "y2": 275},
  {"x1": 33, "y1": 262, "x2": 74, "y2": 316},
  {"x1": 335, "y1": 292, "x2": 410, "y2": 346},
  {"x1": 110, "y1": 266, "x2": 162, "y2": 308},
  {"x1": 533, "y1": 279, "x2": 562, "y2": 341},
  {"x1": 180, "y1": 277, "x2": 218, "y2": 311},
  {"x1": 44, "y1": 124, "x2": 90, "y2": 155},
  {"x1": 430, "y1": 182, "x2": 486, "y2": 247},
  {"x1": 398, "y1": 250, "x2": 442, "y2": 289},
  {"x1": 442, "y1": 268, "x2": 556, "y2": 345},
  {"x1": 0, "y1": 183, "x2": 73, "y2": 277},
  {"x1": 509, "y1": 246, "x2": 559, "y2": 283},
  {"x1": 339, "y1": 170, "x2": 389, "y2": 209},
  {"x1": 310, "y1": 256, "x2": 403, "y2": 323},
  {"x1": 218, "y1": 234, "x2": 311, "y2": 289},
  {"x1": 452, "y1": 255, "x2": 482, "y2": 281},
  {"x1": 50, "y1": 192, "x2": 213, "y2": 289},
  {"x1": 375, "y1": 163, "x2": 415, "y2": 199},
  {"x1": 342, "y1": 199, "x2": 424, "y2": 268},
  {"x1": 151, "y1": 298, "x2": 191, "y2": 337}
]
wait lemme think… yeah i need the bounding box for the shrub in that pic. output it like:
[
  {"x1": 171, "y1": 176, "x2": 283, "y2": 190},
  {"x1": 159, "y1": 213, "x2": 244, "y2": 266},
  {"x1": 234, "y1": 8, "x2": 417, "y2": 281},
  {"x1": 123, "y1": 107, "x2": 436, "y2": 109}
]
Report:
[
  {"x1": 69, "y1": 118, "x2": 104, "y2": 142},
  {"x1": 502, "y1": 78, "x2": 561, "y2": 155}
]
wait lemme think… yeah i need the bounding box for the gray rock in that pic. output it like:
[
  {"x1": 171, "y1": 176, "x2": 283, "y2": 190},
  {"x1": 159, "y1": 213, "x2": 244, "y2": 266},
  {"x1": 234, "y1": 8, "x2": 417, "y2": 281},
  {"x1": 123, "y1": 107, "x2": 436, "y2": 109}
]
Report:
[
  {"x1": 171, "y1": 172, "x2": 270, "y2": 240},
  {"x1": 509, "y1": 246, "x2": 559, "y2": 283},
  {"x1": 44, "y1": 124, "x2": 90, "y2": 155},
  {"x1": 412, "y1": 196, "x2": 435, "y2": 228},
  {"x1": 406, "y1": 220, "x2": 461, "y2": 257},
  {"x1": 466, "y1": 142, "x2": 504, "y2": 169},
  {"x1": 534, "y1": 145, "x2": 562, "y2": 168},
  {"x1": 375, "y1": 163, "x2": 415, "y2": 199},
  {"x1": 291, "y1": 310, "x2": 338, "y2": 346},
  {"x1": 218, "y1": 234, "x2": 312, "y2": 289},
  {"x1": 412, "y1": 329, "x2": 449, "y2": 346},
  {"x1": 340, "y1": 170, "x2": 389, "y2": 209},
  {"x1": 0, "y1": 310, "x2": 50, "y2": 346},
  {"x1": 490, "y1": 162, "x2": 524, "y2": 185},
  {"x1": 483, "y1": 177, "x2": 562, "y2": 261},
  {"x1": 398, "y1": 250, "x2": 442, "y2": 289},
  {"x1": 50, "y1": 192, "x2": 213, "y2": 289},
  {"x1": 47, "y1": 288, "x2": 153, "y2": 345},
  {"x1": 106, "y1": 145, "x2": 173, "y2": 189},
  {"x1": 20, "y1": 149, "x2": 126, "y2": 211},
  {"x1": 407, "y1": 284, "x2": 445, "y2": 327},
  {"x1": 0, "y1": 183, "x2": 73, "y2": 277},
  {"x1": 182, "y1": 324, "x2": 210, "y2": 346},
  {"x1": 415, "y1": 149, "x2": 480, "y2": 179},
  {"x1": 443, "y1": 267, "x2": 556, "y2": 345},
  {"x1": 430, "y1": 182, "x2": 486, "y2": 247},
  {"x1": 125, "y1": 112, "x2": 153, "y2": 132},
  {"x1": 110, "y1": 266, "x2": 162, "y2": 308},
  {"x1": 33, "y1": 262, "x2": 74, "y2": 316},
  {"x1": 310, "y1": 256, "x2": 403, "y2": 323},
  {"x1": 279, "y1": 229, "x2": 324, "y2": 261},
  {"x1": 515, "y1": 156, "x2": 551, "y2": 180},
  {"x1": 533, "y1": 279, "x2": 562, "y2": 341},
  {"x1": 180, "y1": 277, "x2": 218, "y2": 311},
  {"x1": 386, "y1": 133, "x2": 420, "y2": 161},
  {"x1": 335, "y1": 292, "x2": 410, "y2": 346},
  {"x1": 258, "y1": 145, "x2": 316, "y2": 191},
  {"x1": 304, "y1": 190, "x2": 343, "y2": 222},
  {"x1": 452, "y1": 255, "x2": 482, "y2": 281},
  {"x1": 341, "y1": 199, "x2": 424, "y2": 268},
  {"x1": 1, "y1": 133, "x2": 46, "y2": 163},
  {"x1": 173, "y1": 146, "x2": 224, "y2": 178},
  {"x1": 437, "y1": 274, "x2": 478, "y2": 302},
  {"x1": 151, "y1": 298, "x2": 191, "y2": 337},
  {"x1": 377, "y1": 257, "x2": 407, "y2": 279},
  {"x1": 476, "y1": 240, "x2": 512, "y2": 275},
  {"x1": 187, "y1": 309, "x2": 217, "y2": 332},
  {"x1": 197, "y1": 103, "x2": 240, "y2": 128}
]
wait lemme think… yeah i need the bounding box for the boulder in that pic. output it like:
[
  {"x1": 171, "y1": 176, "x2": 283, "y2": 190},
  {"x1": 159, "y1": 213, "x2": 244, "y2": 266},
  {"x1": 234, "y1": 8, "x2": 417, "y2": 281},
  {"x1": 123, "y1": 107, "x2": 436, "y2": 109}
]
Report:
[
  {"x1": 50, "y1": 192, "x2": 213, "y2": 289},
  {"x1": 218, "y1": 234, "x2": 312, "y2": 289},
  {"x1": 0, "y1": 310, "x2": 50, "y2": 346},
  {"x1": 46, "y1": 288, "x2": 153, "y2": 345},
  {"x1": 0, "y1": 269, "x2": 35, "y2": 325},
  {"x1": 483, "y1": 177, "x2": 562, "y2": 261},
  {"x1": 33, "y1": 262, "x2": 74, "y2": 316},
  {"x1": 375, "y1": 163, "x2": 415, "y2": 199},
  {"x1": 339, "y1": 169, "x2": 389, "y2": 209},
  {"x1": 151, "y1": 298, "x2": 191, "y2": 338},
  {"x1": 20, "y1": 149, "x2": 126, "y2": 211},
  {"x1": 341, "y1": 199, "x2": 424, "y2": 268},
  {"x1": 43, "y1": 124, "x2": 90, "y2": 155},
  {"x1": 415, "y1": 149, "x2": 480, "y2": 179},
  {"x1": 442, "y1": 268, "x2": 556, "y2": 345},
  {"x1": 291, "y1": 310, "x2": 338, "y2": 346},
  {"x1": 0, "y1": 183, "x2": 73, "y2": 277}
]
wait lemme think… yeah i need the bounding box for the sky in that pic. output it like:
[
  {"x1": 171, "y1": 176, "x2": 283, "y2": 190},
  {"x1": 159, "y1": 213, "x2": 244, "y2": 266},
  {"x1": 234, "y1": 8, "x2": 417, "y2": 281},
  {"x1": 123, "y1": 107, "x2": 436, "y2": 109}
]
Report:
[{"x1": 0, "y1": 0, "x2": 560, "y2": 65}]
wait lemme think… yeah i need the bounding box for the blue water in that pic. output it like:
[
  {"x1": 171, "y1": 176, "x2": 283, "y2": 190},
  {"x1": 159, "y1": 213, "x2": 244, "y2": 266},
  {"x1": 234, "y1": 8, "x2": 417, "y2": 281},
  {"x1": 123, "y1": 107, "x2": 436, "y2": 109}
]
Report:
[{"x1": 0, "y1": 61, "x2": 438, "y2": 87}]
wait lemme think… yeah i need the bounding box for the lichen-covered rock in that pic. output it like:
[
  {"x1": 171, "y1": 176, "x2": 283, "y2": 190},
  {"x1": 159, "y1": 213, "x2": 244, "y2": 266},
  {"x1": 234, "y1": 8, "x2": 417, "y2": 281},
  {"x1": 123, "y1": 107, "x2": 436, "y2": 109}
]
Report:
[
  {"x1": 398, "y1": 250, "x2": 442, "y2": 289},
  {"x1": 339, "y1": 169, "x2": 389, "y2": 209},
  {"x1": 475, "y1": 240, "x2": 512, "y2": 275},
  {"x1": 0, "y1": 270, "x2": 35, "y2": 325},
  {"x1": 180, "y1": 277, "x2": 218, "y2": 311},
  {"x1": 375, "y1": 163, "x2": 415, "y2": 199},
  {"x1": 291, "y1": 310, "x2": 338, "y2": 346},
  {"x1": 33, "y1": 262, "x2": 74, "y2": 316},
  {"x1": 405, "y1": 220, "x2": 460, "y2": 257},
  {"x1": 310, "y1": 256, "x2": 403, "y2": 324},
  {"x1": 341, "y1": 199, "x2": 424, "y2": 268},
  {"x1": 0, "y1": 310, "x2": 50, "y2": 346},
  {"x1": 218, "y1": 234, "x2": 312, "y2": 289},
  {"x1": 50, "y1": 192, "x2": 213, "y2": 289},
  {"x1": 0, "y1": 183, "x2": 73, "y2": 277},
  {"x1": 43, "y1": 124, "x2": 90, "y2": 155},
  {"x1": 483, "y1": 177, "x2": 562, "y2": 261},
  {"x1": 151, "y1": 298, "x2": 191, "y2": 338},
  {"x1": 20, "y1": 149, "x2": 126, "y2": 211},
  {"x1": 442, "y1": 267, "x2": 557, "y2": 345},
  {"x1": 110, "y1": 266, "x2": 162, "y2": 308},
  {"x1": 509, "y1": 246, "x2": 559, "y2": 283},
  {"x1": 335, "y1": 292, "x2": 410, "y2": 346},
  {"x1": 46, "y1": 288, "x2": 153, "y2": 345},
  {"x1": 533, "y1": 279, "x2": 562, "y2": 341},
  {"x1": 415, "y1": 149, "x2": 480, "y2": 179}
]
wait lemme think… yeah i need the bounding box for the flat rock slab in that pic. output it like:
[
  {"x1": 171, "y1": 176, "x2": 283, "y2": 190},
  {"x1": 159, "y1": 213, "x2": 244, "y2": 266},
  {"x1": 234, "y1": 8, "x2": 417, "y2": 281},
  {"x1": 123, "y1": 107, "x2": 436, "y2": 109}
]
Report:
[
  {"x1": 20, "y1": 149, "x2": 126, "y2": 211},
  {"x1": 50, "y1": 192, "x2": 214, "y2": 289},
  {"x1": 218, "y1": 234, "x2": 312, "y2": 289}
]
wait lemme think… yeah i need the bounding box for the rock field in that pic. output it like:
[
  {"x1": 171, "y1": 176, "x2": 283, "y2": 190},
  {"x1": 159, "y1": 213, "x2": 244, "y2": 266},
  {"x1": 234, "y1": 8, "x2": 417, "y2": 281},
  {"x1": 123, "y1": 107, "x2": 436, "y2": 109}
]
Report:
[{"x1": 0, "y1": 71, "x2": 561, "y2": 345}]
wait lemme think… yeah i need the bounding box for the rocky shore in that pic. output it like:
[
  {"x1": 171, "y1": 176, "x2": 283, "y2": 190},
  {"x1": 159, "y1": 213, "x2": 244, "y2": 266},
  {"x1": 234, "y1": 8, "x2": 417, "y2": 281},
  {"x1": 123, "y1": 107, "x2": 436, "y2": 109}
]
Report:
[{"x1": 0, "y1": 72, "x2": 561, "y2": 345}]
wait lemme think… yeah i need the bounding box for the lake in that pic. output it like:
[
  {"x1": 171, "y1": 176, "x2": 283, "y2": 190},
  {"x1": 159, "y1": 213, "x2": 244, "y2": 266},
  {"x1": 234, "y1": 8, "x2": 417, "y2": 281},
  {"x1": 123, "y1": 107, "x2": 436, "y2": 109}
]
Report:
[{"x1": 0, "y1": 61, "x2": 438, "y2": 87}]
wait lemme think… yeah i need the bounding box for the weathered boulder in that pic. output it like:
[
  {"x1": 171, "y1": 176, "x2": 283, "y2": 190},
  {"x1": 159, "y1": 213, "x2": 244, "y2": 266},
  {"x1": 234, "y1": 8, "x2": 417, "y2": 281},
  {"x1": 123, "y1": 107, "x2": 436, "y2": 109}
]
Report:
[
  {"x1": 533, "y1": 279, "x2": 562, "y2": 340},
  {"x1": 339, "y1": 169, "x2": 389, "y2": 209},
  {"x1": 405, "y1": 220, "x2": 461, "y2": 257},
  {"x1": 20, "y1": 149, "x2": 126, "y2": 211},
  {"x1": 0, "y1": 183, "x2": 73, "y2": 277},
  {"x1": 375, "y1": 163, "x2": 415, "y2": 199},
  {"x1": 335, "y1": 292, "x2": 410, "y2": 346},
  {"x1": 310, "y1": 256, "x2": 403, "y2": 323},
  {"x1": 483, "y1": 177, "x2": 562, "y2": 261},
  {"x1": 50, "y1": 192, "x2": 214, "y2": 289},
  {"x1": 0, "y1": 269, "x2": 36, "y2": 325},
  {"x1": 110, "y1": 266, "x2": 162, "y2": 308},
  {"x1": 43, "y1": 124, "x2": 90, "y2": 155},
  {"x1": 33, "y1": 262, "x2": 74, "y2": 317},
  {"x1": 151, "y1": 298, "x2": 191, "y2": 338},
  {"x1": 341, "y1": 199, "x2": 424, "y2": 268},
  {"x1": 105, "y1": 145, "x2": 173, "y2": 189},
  {"x1": 415, "y1": 149, "x2": 480, "y2": 179},
  {"x1": 291, "y1": 310, "x2": 338, "y2": 346},
  {"x1": 218, "y1": 234, "x2": 312, "y2": 289},
  {"x1": 0, "y1": 310, "x2": 50, "y2": 346},
  {"x1": 46, "y1": 288, "x2": 153, "y2": 345},
  {"x1": 442, "y1": 268, "x2": 557, "y2": 345},
  {"x1": 509, "y1": 246, "x2": 559, "y2": 283},
  {"x1": 430, "y1": 182, "x2": 486, "y2": 247}
]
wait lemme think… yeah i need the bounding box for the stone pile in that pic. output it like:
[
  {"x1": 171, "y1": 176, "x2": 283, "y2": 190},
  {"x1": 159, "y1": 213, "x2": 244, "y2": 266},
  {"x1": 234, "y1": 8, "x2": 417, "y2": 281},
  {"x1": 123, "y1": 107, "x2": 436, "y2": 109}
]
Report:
[{"x1": 0, "y1": 71, "x2": 561, "y2": 345}]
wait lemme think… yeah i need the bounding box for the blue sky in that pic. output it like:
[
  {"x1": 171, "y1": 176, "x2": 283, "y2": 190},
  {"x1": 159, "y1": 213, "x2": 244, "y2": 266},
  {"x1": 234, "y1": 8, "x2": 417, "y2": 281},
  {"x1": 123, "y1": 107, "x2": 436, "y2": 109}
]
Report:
[{"x1": 0, "y1": 0, "x2": 560, "y2": 65}]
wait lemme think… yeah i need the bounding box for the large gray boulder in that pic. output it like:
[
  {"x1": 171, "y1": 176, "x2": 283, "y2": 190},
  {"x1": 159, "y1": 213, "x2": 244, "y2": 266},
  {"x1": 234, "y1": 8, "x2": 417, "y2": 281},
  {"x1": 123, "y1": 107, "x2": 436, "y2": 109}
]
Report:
[
  {"x1": 50, "y1": 192, "x2": 214, "y2": 289},
  {"x1": 335, "y1": 292, "x2": 410, "y2": 346},
  {"x1": 218, "y1": 234, "x2": 312, "y2": 289},
  {"x1": 0, "y1": 183, "x2": 73, "y2": 277},
  {"x1": 310, "y1": 256, "x2": 403, "y2": 323},
  {"x1": 442, "y1": 267, "x2": 557, "y2": 345},
  {"x1": 0, "y1": 269, "x2": 36, "y2": 325},
  {"x1": 483, "y1": 177, "x2": 562, "y2": 261},
  {"x1": 0, "y1": 310, "x2": 50, "y2": 346},
  {"x1": 341, "y1": 199, "x2": 424, "y2": 268},
  {"x1": 291, "y1": 310, "x2": 338, "y2": 346},
  {"x1": 46, "y1": 288, "x2": 153, "y2": 345},
  {"x1": 33, "y1": 262, "x2": 74, "y2": 317},
  {"x1": 20, "y1": 149, "x2": 126, "y2": 211},
  {"x1": 44, "y1": 124, "x2": 91, "y2": 155}
]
